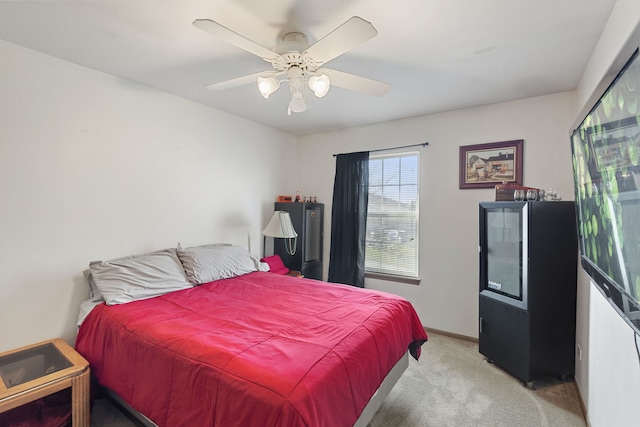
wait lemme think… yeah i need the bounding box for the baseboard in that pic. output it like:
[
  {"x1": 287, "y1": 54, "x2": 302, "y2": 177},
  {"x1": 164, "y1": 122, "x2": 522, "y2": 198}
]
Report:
[
  {"x1": 574, "y1": 381, "x2": 591, "y2": 427},
  {"x1": 424, "y1": 326, "x2": 479, "y2": 343}
]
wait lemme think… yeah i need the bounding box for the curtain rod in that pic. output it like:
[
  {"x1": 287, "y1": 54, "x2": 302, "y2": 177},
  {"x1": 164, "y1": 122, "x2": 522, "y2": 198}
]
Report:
[{"x1": 332, "y1": 142, "x2": 429, "y2": 157}]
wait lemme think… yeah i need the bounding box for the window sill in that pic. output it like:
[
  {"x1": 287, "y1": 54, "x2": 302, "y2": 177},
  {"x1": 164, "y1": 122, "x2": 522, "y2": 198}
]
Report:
[{"x1": 365, "y1": 272, "x2": 421, "y2": 285}]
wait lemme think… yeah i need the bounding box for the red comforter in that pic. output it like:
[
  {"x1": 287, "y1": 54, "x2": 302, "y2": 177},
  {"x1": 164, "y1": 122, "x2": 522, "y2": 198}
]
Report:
[{"x1": 76, "y1": 272, "x2": 427, "y2": 427}]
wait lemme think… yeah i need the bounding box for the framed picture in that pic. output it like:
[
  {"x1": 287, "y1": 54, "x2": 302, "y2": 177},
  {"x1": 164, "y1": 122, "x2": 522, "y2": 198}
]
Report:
[{"x1": 459, "y1": 139, "x2": 523, "y2": 189}]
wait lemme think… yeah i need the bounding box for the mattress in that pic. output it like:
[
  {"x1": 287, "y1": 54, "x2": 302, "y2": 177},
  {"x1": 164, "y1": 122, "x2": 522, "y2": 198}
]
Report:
[{"x1": 76, "y1": 272, "x2": 427, "y2": 426}]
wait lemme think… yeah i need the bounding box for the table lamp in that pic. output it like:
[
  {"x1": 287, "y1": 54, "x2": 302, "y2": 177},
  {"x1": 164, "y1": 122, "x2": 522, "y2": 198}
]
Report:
[{"x1": 262, "y1": 211, "x2": 298, "y2": 256}]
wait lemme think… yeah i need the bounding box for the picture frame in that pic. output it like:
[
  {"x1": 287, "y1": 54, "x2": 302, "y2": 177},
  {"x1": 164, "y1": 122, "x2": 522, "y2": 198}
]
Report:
[{"x1": 459, "y1": 139, "x2": 524, "y2": 189}]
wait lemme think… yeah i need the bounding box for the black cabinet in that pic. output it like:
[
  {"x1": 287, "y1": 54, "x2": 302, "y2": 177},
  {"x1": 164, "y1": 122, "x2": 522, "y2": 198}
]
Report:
[
  {"x1": 274, "y1": 202, "x2": 324, "y2": 280},
  {"x1": 478, "y1": 201, "x2": 577, "y2": 386}
]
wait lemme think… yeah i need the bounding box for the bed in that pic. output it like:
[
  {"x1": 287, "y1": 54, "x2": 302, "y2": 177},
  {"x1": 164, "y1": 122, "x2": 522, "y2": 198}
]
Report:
[{"x1": 75, "y1": 244, "x2": 427, "y2": 426}]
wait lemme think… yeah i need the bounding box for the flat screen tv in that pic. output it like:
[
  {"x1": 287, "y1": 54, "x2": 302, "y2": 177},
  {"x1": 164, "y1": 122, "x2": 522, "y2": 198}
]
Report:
[{"x1": 570, "y1": 24, "x2": 640, "y2": 335}]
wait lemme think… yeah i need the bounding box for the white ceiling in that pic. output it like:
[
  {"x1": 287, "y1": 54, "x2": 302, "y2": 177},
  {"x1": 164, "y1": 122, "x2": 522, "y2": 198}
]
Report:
[{"x1": 0, "y1": 0, "x2": 617, "y2": 136}]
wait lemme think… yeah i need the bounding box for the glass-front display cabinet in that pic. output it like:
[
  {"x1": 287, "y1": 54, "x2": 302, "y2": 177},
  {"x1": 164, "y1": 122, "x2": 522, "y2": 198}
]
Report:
[{"x1": 478, "y1": 201, "x2": 577, "y2": 387}]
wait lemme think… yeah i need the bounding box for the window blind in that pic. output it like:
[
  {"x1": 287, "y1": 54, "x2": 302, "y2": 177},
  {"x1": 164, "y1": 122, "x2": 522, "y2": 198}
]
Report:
[{"x1": 365, "y1": 152, "x2": 419, "y2": 277}]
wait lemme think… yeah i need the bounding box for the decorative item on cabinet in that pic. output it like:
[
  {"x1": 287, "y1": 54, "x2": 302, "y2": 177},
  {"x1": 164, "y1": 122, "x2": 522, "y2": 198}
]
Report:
[{"x1": 495, "y1": 182, "x2": 539, "y2": 201}]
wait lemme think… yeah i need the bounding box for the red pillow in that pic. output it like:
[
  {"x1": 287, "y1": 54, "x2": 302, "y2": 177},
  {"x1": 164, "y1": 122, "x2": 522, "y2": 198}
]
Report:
[{"x1": 260, "y1": 255, "x2": 289, "y2": 275}]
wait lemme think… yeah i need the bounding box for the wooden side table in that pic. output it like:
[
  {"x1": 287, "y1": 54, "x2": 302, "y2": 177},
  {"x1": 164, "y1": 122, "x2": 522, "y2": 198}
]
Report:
[{"x1": 0, "y1": 338, "x2": 90, "y2": 426}]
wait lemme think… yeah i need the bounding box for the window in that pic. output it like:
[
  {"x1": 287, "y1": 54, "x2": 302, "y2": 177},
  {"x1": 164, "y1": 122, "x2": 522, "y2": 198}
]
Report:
[{"x1": 365, "y1": 151, "x2": 419, "y2": 279}]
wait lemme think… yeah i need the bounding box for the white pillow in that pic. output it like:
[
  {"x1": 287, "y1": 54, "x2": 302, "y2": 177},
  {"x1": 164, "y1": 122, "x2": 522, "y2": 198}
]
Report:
[
  {"x1": 176, "y1": 244, "x2": 264, "y2": 284},
  {"x1": 83, "y1": 269, "x2": 104, "y2": 302},
  {"x1": 89, "y1": 248, "x2": 192, "y2": 305}
]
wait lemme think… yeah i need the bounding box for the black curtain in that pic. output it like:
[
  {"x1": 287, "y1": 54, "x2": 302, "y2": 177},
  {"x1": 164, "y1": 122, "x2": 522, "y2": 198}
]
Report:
[{"x1": 328, "y1": 151, "x2": 369, "y2": 287}]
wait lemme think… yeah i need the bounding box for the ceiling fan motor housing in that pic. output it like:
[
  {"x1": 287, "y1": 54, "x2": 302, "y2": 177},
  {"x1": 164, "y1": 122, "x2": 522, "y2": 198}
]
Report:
[{"x1": 272, "y1": 33, "x2": 320, "y2": 73}]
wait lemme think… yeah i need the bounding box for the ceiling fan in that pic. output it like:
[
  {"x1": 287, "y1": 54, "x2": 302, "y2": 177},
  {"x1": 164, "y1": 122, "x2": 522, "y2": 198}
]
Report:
[{"x1": 193, "y1": 16, "x2": 391, "y2": 115}]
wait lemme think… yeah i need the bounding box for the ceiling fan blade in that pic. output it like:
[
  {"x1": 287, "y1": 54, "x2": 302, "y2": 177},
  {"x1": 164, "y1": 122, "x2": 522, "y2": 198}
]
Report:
[
  {"x1": 305, "y1": 16, "x2": 378, "y2": 66},
  {"x1": 193, "y1": 19, "x2": 279, "y2": 62},
  {"x1": 321, "y1": 68, "x2": 391, "y2": 97},
  {"x1": 205, "y1": 72, "x2": 265, "y2": 91}
]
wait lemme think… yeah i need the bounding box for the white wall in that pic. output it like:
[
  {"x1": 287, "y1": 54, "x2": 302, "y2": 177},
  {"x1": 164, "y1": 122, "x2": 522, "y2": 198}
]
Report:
[
  {"x1": 576, "y1": 0, "x2": 640, "y2": 109},
  {"x1": 586, "y1": 286, "x2": 640, "y2": 426},
  {"x1": 573, "y1": 1, "x2": 640, "y2": 426},
  {"x1": 0, "y1": 40, "x2": 298, "y2": 352},
  {"x1": 298, "y1": 91, "x2": 576, "y2": 338}
]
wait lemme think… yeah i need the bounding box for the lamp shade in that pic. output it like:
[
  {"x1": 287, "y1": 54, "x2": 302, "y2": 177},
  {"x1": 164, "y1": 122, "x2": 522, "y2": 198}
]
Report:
[
  {"x1": 309, "y1": 74, "x2": 330, "y2": 98},
  {"x1": 257, "y1": 75, "x2": 279, "y2": 99},
  {"x1": 262, "y1": 211, "x2": 298, "y2": 238}
]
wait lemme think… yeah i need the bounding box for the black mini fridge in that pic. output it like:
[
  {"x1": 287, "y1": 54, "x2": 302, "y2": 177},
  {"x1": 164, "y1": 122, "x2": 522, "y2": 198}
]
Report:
[{"x1": 274, "y1": 202, "x2": 324, "y2": 280}]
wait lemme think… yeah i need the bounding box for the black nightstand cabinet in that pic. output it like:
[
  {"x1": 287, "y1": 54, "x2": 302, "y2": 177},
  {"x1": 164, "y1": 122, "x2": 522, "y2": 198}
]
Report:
[
  {"x1": 478, "y1": 201, "x2": 578, "y2": 386},
  {"x1": 274, "y1": 202, "x2": 324, "y2": 280}
]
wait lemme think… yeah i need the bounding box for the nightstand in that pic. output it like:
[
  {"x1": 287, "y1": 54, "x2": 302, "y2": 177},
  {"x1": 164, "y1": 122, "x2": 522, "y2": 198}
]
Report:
[{"x1": 0, "y1": 338, "x2": 90, "y2": 426}]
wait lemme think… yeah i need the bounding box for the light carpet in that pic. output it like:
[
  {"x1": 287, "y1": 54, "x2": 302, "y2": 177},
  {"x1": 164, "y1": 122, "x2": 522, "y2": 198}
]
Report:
[
  {"x1": 368, "y1": 332, "x2": 585, "y2": 427},
  {"x1": 90, "y1": 332, "x2": 586, "y2": 426}
]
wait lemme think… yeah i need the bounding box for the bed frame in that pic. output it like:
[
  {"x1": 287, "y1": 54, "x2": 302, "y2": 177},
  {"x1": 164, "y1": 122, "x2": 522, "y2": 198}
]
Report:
[{"x1": 353, "y1": 351, "x2": 409, "y2": 426}]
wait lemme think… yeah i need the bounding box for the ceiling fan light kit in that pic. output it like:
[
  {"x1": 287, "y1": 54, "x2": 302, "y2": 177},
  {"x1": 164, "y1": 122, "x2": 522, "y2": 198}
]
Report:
[
  {"x1": 257, "y1": 74, "x2": 279, "y2": 99},
  {"x1": 309, "y1": 74, "x2": 330, "y2": 98},
  {"x1": 193, "y1": 16, "x2": 391, "y2": 115},
  {"x1": 287, "y1": 66, "x2": 307, "y2": 114}
]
